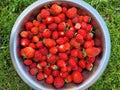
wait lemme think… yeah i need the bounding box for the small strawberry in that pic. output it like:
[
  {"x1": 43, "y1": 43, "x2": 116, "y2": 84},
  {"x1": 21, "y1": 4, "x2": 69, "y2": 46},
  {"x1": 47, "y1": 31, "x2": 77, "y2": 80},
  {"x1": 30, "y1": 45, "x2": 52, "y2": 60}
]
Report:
[
  {"x1": 72, "y1": 70, "x2": 83, "y2": 83},
  {"x1": 86, "y1": 24, "x2": 93, "y2": 33},
  {"x1": 85, "y1": 33, "x2": 93, "y2": 41},
  {"x1": 58, "y1": 22, "x2": 66, "y2": 31},
  {"x1": 44, "y1": 67, "x2": 52, "y2": 75},
  {"x1": 45, "y1": 16, "x2": 54, "y2": 24},
  {"x1": 58, "y1": 44, "x2": 66, "y2": 53},
  {"x1": 74, "y1": 23, "x2": 81, "y2": 30},
  {"x1": 78, "y1": 51, "x2": 84, "y2": 59},
  {"x1": 52, "y1": 31, "x2": 59, "y2": 39},
  {"x1": 54, "y1": 16, "x2": 61, "y2": 24},
  {"x1": 58, "y1": 53, "x2": 68, "y2": 61},
  {"x1": 27, "y1": 31, "x2": 33, "y2": 39},
  {"x1": 76, "y1": 34, "x2": 84, "y2": 43},
  {"x1": 64, "y1": 42, "x2": 71, "y2": 51},
  {"x1": 33, "y1": 50, "x2": 42, "y2": 62},
  {"x1": 58, "y1": 31, "x2": 65, "y2": 37},
  {"x1": 58, "y1": 13, "x2": 65, "y2": 21},
  {"x1": 20, "y1": 38, "x2": 30, "y2": 47},
  {"x1": 68, "y1": 58, "x2": 77, "y2": 68},
  {"x1": 39, "y1": 23, "x2": 46, "y2": 32},
  {"x1": 84, "y1": 40, "x2": 94, "y2": 48},
  {"x1": 37, "y1": 73, "x2": 44, "y2": 80},
  {"x1": 29, "y1": 43, "x2": 36, "y2": 49},
  {"x1": 25, "y1": 22, "x2": 33, "y2": 31},
  {"x1": 47, "y1": 55, "x2": 58, "y2": 64},
  {"x1": 54, "y1": 77, "x2": 64, "y2": 88},
  {"x1": 66, "y1": 7, "x2": 77, "y2": 18},
  {"x1": 81, "y1": 22, "x2": 87, "y2": 29},
  {"x1": 31, "y1": 27, "x2": 39, "y2": 35},
  {"x1": 36, "y1": 41, "x2": 43, "y2": 49},
  {"x1": 32, "y1": 36, "x2": 39, "y2": 43},
  {"x1": 49, "y1": 46, "x2": 58, "y2": 55},
  {"x1": 23, "y1": 59, "x2": 32, "y2": 66},
  {"x1": 56, "y1": 37, "x2": 66, "y2": 45},
  {"x1": 44, "y1": 38, "x2": 56, "y2": 47},
  {"x1": 29, "y1": 67, "x2": 38, "y2": 75},
  {"x1": 72, "y1": 16, "x2": 79, "y2": 23},
  {"x1": 52, "y1": 70, "x2": 60, "y2": 77},
  {"x1": 40, "y1": 9, "x2": 50, "y2": 19},
  {"x1": 50, "y1": 4, "x2": 62, "y2": 15},
  {"x1": 50, "y1": 64, "x2": 58, "y2": 70},
  {"x1": 62, "y1": 7, "x2": 67, "y2": 14},
  {"x1": 48, "y1": 23, "x2": 57, "y2": 31},
  {"x1": 85, "y1": 47, "x2": 101, "y2": 57},
  {"x1": 70, "y1": 49, "x2": 79, "y2": 57},
  {"x1": 70, "y1": 38, "x2": 80, "y2": 49},
  {"x1": 46, "y1": 75, "x2": 54, "y2": 84},
  {"x1": 40, "y1": 61, "x2": 47, "y2": 67},
  {"x1": 39, "y1": 47, "x2": 48, "y2": 56},
  {"x1": 86, "y1": 63, "x2": 93, "y2": 71},
  {"x1": 42, "y1": 29, "x2": 51, "y2": 38},
  {"x1": 57, "y1": 60, "x2": 66, "y2": 68},
  {"x1": 66, "y1": 19, "x2": 73, "y2": 27},
  {"x1": 78, "y1": 59, "x2": 86, "y2": 68},
  {"x1": 29, "y1": 62, "x2": 37, "y2": 68},
  {"x1": 86, "y1": 57, "x2": 95, "y2": 64},
  {"x1": 65, "y1": 75, "x2": 72, "y2": 83},
  {"x1": 78, "y1": 29, "x2": 87, "y2": 38},
  {"x1": 20, "y1": 31, "x2": 28, "y2": 38},
  {"x1": 20, "y1": 47, "x2": 35, "y2": 58},
  {"x1": 60, "y1": 72, "x2": 68, "y2": 78},
  {"x1": 79, "y1": 16, "x2": 83, "y2": 23},
  {"x1": 83, "y1": 16, "x2": 91, "y2": 23},
  {"x1": 33, "y1": 20, "x2": 40, "y2": 27},
  {"x1": 65, "y1": 30, "x2": 74, "y2": 39}
]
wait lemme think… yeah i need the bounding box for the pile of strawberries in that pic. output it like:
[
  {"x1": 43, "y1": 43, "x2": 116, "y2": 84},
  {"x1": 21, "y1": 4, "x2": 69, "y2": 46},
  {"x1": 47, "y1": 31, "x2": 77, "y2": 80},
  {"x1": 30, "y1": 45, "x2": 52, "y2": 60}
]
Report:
[{"x1": 20, "y1": 3, "x2": 101, "y2": 88}]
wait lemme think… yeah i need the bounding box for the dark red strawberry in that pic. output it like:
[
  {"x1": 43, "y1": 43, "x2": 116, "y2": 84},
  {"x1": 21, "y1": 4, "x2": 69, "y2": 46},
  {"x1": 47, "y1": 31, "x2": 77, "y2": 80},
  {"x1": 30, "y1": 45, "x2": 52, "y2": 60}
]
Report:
[{"x1": 54, "y1": 77, "x2": 64, "y2": 88}]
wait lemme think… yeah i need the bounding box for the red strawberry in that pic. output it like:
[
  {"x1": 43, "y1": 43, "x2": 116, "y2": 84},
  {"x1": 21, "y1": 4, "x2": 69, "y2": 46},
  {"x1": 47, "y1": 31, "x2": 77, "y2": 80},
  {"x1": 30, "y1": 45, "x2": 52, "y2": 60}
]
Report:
[
  {"x1": 39, "y1": 47, "x2": 48, "y2": 55},
  {"x1": 47, "y1": 55, "x2": 57, "y2": 64},
  {"x1": 30, "y1": 62, "x2": 37, "y2": 68},
  {"x1": 52, "y1": 31, "x2": 58, "y2": 39},
  {"x1": 70, "y1": 49, "x2": 79, "y2": 57},
  {"x1": 65, "y1": 75, "x2": 72, "y2": 83},
  {"x1": 57, "y1": 60, "x2": 66, "y2": 68},
  {"x1": 50, "y1": 4, "x2": 62, "y2": 15},
  {"x1": 33, "y1": 20, "x2": 40, "y2": 27},
  {"x1": 76, "y1": 34, "x2": 84, "y2": 43},
  {"x1": 45, "y1": 16, "x2": 54, "y2": 24},
  {"x1": 67, "y1": 66, "x2": 72, "y2": 72},
  {"x1": 23, "y1": 59, "x2": 32, "y2": 66},
  {"x1": 85, "y1": 47, "x2": 101, "y2": 57},
  {"x1": 40, "y1": 61, "x2": 47, "y2": 67},
  {"x1": 32, "y1": 36, "x2": 39, "y2": 43},
  {"x1": 85, "y1": 33, "x2": 93, "y2": 41},
  {"x1": 83, "y1": 16, "x2": 91, "y2": 23},
  {"x1": 62, "y1": 7, "x2": 67, "y2": 14},
  {"x1": 60, "y1": 66, "x2": 68, "y2": 72},
  {"x1": 65, "y1": 30, "x2": 74, "y2": 39},
  {"x1": 25, "y1": 22, "x2": 33, "y2": 31},
  {"x1": 79, "y1": 16, "x2": 83, "y2": 23},
  {"x1": 74, "y1": 23, "x2": 81, "y2": 30},
  {"x1": 40, "y1": 9, "x2": 50, "y2": 19},
  {"x1": 78, "y1": 29, "x2": 87, "y2": 38},
  {"x1": 58, "y1": 44, "x2": 66, "y2": 53},
  {"x1": 60, "y1": 72, "x2": 68, "y2": 78},
  {"x1": 72, "y1": 70, "x2": 83, "y2": 83},
  {"x1": 33, "y1": 50, "x2": 42, "y2": 62},
  {"x1": 64, "y1": 42, "x2": 71, "y2": 51},
  {"x1": 20, "y1": 38, "x2": 30, "y2": 47},
  {"x1": 68, "y1": 58, "x2": 77, "y2": 68},
  {"x1": 20, "y1": 47, "x2": 35, "y2": 58},
  {"x1": 27, "y1": 31, "x2": 33, "y2": 39},
  {"x1": 37, "y1": 73, "x2": 44, "y2": 80},
  {"x1": 58, "y1": 31, "x2": 65, "y2": 37},
  {"x1": 48, "y1": 23, "x2": 57, "y2": 31},
  {"x1": 44, "y1": 38, "x2": 56, "y2": 47},
  {"x1": 56, "y1": 37, "x2": 66, "y2": 45},
  {"x1": 49, "y1": 46, "x2": 58, "y2": 54},
  {"x1": 81, "y1": 22, "x2": 87, "y2": 29},
  {"x1": 29, "y1": 67, "x2": 38, "y2": 75},
  {"x1": 20, "y1": 31, "x2": 28, "y2": 38},
  {"x1": 59, "y1": 53, "x2": 68, "y2": 61},
  {"x1": 66, "y1": 7, "x2": 77, "y2": 18},
  {"x1": 29, "y1": 43, "x2": 36, "y2": 49},
  {"x1": 52, "y1": 70, "x2": 60, "y2": 77},
  {"x1": 46, "y1": 75, "x2": 54, "y2": 84},
  {"x1": 72, "y1": 16, "x2": 79, "y2": 23},
  {"x1": 44, "y1": 67, "x2": 52, "y2": 75},
  {"x1": 58, "y1": 22, "x2": 66, "y2": 31},
  {"x1": 66, "y1": 19, "x2": 73, "y2": 27},
  {"x1": 39, "y1": 23, "x2": 46, "y2": 32},
  {"x1": 54, "y1": 16, "x2": 61, "y2": 23},
  {"x1": 70, "y1": 38, "x2": 80, "y2": 49},
  {"x1": 54, "y1": 77, "x2": 64, "y2": 88},
  {"x1": 86, "y1": 24, "x2": 93, "y2": 33},
  {"x1": 58, "y1": 13, "x2": 65, "y2": 21},
  {"x1": 78, "y1": 51, "x2": 84, "y2": 59},
  {"x1": 36, "y1": 41, "x2": 43, "y2": 49},
  {"x1": 86, "y1": 63, "x2": 93, "y2": 71},
  {"x1": 84, "y1": 40, "x2": 94, "y2": 48},
  {"x1": 78, "y1": 59, "x2": 86, "y2": 68},
  {"x1": 86, "y1": 57, "x2": 95, "y2": 64},
  {"x1": 50, "y1": 64, "x2": 58, "y2": 70},
  {"x1": 42, "y1": 29, "x2": 51, "y2": 38}
]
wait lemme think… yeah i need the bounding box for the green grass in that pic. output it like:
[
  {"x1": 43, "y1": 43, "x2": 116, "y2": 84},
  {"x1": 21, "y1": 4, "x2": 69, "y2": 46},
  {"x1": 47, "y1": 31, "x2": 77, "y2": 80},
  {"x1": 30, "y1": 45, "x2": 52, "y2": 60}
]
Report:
[{"x1": 0, "y1": 0, "x2": 120, "y2": 89}]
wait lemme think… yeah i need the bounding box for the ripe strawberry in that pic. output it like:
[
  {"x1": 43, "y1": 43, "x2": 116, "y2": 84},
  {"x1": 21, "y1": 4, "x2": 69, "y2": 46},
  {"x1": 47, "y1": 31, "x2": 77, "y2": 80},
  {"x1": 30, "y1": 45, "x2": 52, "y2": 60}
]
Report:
[
  {"x1": 39, "y1": 23, "x2": 46, "y2": 32},
  {"x1": 85, "y1": 33, "x2": 93, "y2": 41},
  {"x1": 79, "y1": 16, "x2": 83, "y2": 23},
  {"x1": 78, "y1": 51, "x2": 84, "y2": 59},
  {"x1": 86, "y1": 57, "x2": 95, "y2": 64},
  {"x1": 36, "y1": 41, "x2": 43, "y2": 49},
  {"x1": 65, "y1": 30, "x2": 74, "y2": 39},
  {"x1": 23, "y1": 59, "x2": 32, "y2": 66},
  {"x1": 31, "y1": 27, "x2": 39, "y2": 35},
  {"x1": 54, "y1": 16, "x2": 61, "y2": 23},
  {"x1": 54, "y1": 77, "x2": 64, "y2": 88},
  {"x1": 76, "y1": 34, "x2": 84, "y2": 43},
  {"x1": 61, "y1": 66, "x2": 68, "y2": 72},
  {"x1": 68, "y1": 58, "x2": 77, "y2": 68},
  {"x1": 74, "y1": 23, "x2": 81, "y2": 30},
  {"x1": 45, "y1": 16, "x2": 54, "y2": 24},
  {"x1": 72, "y1": 16, "x2": 79, "y2": 23},
  {"x1": 33, "y1": 20, "x2": 40, "y2": 27},
  {"x1": 62, "y1": 7, "x2": 67, "y2": 14},
  {"x1": 37, "y1": 73, "x2": 44, "y2": 80},
  {"x1": 42, "y1": 29, "x2": 51, "y2": 38},
  {"x1": 67, "y1": 66, "x2": 72, "y2": 72},
  {"x1": 20, "y1": 38, "x2": 30, "y2": 47},
  {"x1": 65, "y1": 75, "x2": 72, "y2": 83},
  {"x1": 37, "y1": 32, "x2": 43, "y2": 39},
  {"x1": 72, "y1": 70, "x2": 83, "y2": 83},
  {"x1": 40, "y1": 61, "x2": 47, "y2": 67},
  {"x1": 46, "y1": 75, "x2": 54, "y2": 84},
  {"x1": 47, "y1": 55, "x2": 57, "y2": 64},
  {"x1": 58, "y1": 22, "x2": 66, "y2": 31},
  {"x1": 81, "y1": 22, "x2": 87, "y2": 29},
  {"x1": 86, "y1": 63, "x2": 93, "y2": 71},
  {"x1": 83, "y1": 16, "x2": 91, "y2": 23},
  {"x1": 85, "y1": 47, "x2": 101, "y2": 57},
  {"x1": 52, "y1": 31, "x2": 58, "y2": 39},
  {"x1": 58, "y1": 13, "x2": 65, "y2": 21},
  {"x1": 44, "y1": 38, "x2": 56, "y2": 47},
  {"x1": 70, "y1": 49, "x2": 79, "y2": 57},
  {"x1": 84, "y1": 40, "x2": 94, "y2": 48},
  {"x1": 44, "y1": 67, "x2": 52, "y2": 75},
  {"x1": 49, "y1": 46, "x2": 58, "y2": 54},
  {"x1": 58, "y1": 31, "x2": 65, "y2": 37},
  {"x1": 39, "y1": 47, "x2": 48, "y2": 55},
  {"x1": 66, "y1": 7, "x2": 77, "y2": 18},
  {"x1": 59, "y1": 53, "x2": 68, "y2": 61},
  {"x1": 86, "y1": 24, "x2": 93, "y2": 33},
  {"x1": 40, "y1": 9, "x2": 50, "y2": 19},
  {"x1": 32, "y1": 36, "x2": 39, "y2": 43},
  {"x1": 25, "y1": 22, "x2": 33, "y2": 31},
  {"x1": 27, "y1": 31, "x2": 33, "y2": 39},
  {"x1": 66, "y1": 19, "x2": 73, "y2": 27},
  {"x1": 33, "y1": 50, "x2": 43, "y2": 62},
  {"x1": 57, "y1": 60, "x2": 66, "y2": 68},
  {"x1": 58, "y1": 44, "x2": 66, "y2": 53},
  {"x1": 20, "y1": 47, "x2": 35, "y2": 58},
  {"x1": 29, "y1": 67, "x2": 38, "y2": 75},
  {"x1": 29, "y1": 43, "x2": 36, "y2": 49},
  {"x1": 60, "y1": 72, "x2": 68, "y2": 78},
  {"x1": 20, "y1": 31, "x2": 28, "y2": 38},
  {"x1": 48, "y1": 23, "x2": 57, "y2": 31},
  {"x1": 50, "y1": 4, "x2": 62, "y2": 15},
  {"x1": 50, "y1": 64, "x2": 58, "y2": 70},
  {"x1": 78, "y1": 59, "x2": 86, "y2": 68},
  {"x1": 30, "y1": 62, "x2": 37, "y2": 68},
  {"x1": 52, "y1": 70, "x2": 60, "y2": 77},
  {"x1": 56, "y1": 37, "x2": 66, "y2": 45},
  {"x1": 78, "y1": 29, "x2": 87, "y2": 38},
  {"x1": 70, "y1": 38, "x2": 80, "y2": 49}
]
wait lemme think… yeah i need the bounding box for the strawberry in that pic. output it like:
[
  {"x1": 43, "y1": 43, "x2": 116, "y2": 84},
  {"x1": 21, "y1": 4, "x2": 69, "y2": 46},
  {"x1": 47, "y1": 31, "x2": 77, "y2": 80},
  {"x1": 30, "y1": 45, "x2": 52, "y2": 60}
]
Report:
[
  {"x1": 72, "y1": 70, "x2": 83, "y2": 83},
  {"x1": 27, "y1": 31, "x2": 33, "y2": 39},
  {"x1": 79, "y1": 16, "x2": 83, "y2": 23},
  {"x1": 54, "y1": 16, "x2": 61, "y2": 23},
  {"x1": 32, "y1": 36, "x2": 39, "y2": 43},
  {"x1": 86, "y1": 24, "x2": 93, "y2": 33},
  {"x1": 50, "y1": 64, "x2": 58, "y2": 70},
  {"x1": 40, "y1": 9, "x2": 50, "y2": 19},
  {"x1": 70, "y1": 49, "x2": 79, "y2": 57},
  {"x1": 33, "y1": 50, "x2": 43, "y2": 62},
  {"x1": 84, "y1": 40, "x2": 94, "y2": 48},
  {"x1": 52, "y1": 70, "x2": 60, "y2": 77},
  {"x1": 29, "y1": 67, "x2": 38, "y2": 75},
  {"x1": 72, "y1": 16, "x2": 79, "y2": 23},
  {"x1": 42, "y1": 29, "x2": 51, "y2": 38},
  {"x1": 66, "y1": 7, "x2": 77, "y2": 18},
  {"x1": 66, "y1": 19, "x2": 73, "y2": 27},
  {"x1": 86, "y1": 57, "x2": 95, "y2": 64},
  {"x1": 68, "y1": 58, "x2": 77, "y2": 68},
  {"x1": 58, "y1": 53, "x2": 68, "y2": 61},
  {"x1": 33, "y1": 20, "x2": 40, "y2": 27},
  {"x1": 44, "y1": 67, "x2": 52, "y2": 75},
  {"x1": 78, "y1": 29, "x2": 87, "y2": 38},
  {"x1": 86, "y1": 63, "x2": 93, "y2": 71},
  {"x1": 60, "y1": 72, "x2": 68, "y2": 78},
  {"x1": 48, "y1": 23, "x2": 57, "y2": 31},
  {"x1": 58, "y1": 44, "x2": 66, "y2": 53},
  {"x1": 29, "y1": 43, "x2": 36, "y2": 49},
  {"x1": 36, "y1": 41, "x2": 43, "y2": 49},
  {"x1": 20, "y1": 38, "x2": 30, "y2": 47},
  {"x1": 23, "y1": 59, "x2": 32, "y2": 66},
  {"x1": 40, "y1": 61, "x2": 47, "y2": 67},
  {"x1": 56, "y1": 37, "x2": 66, "y2": 45},
  {"x1": 62, "y1": 7, "x2": 67, "y2": 14},
  {"x1": 58, "y1": 31, "x2": 65, "y2": 37},
  {"x1": 65, "y1": 30, "x2": 74, "y2": 39},
  {"x1": 85, "y1": 47, "x2": 101, "y2": 57},
  {"x1": 60, "y1": 66, "x2": 68, "y2": 72},
  {"x1": 30, "y1": 62, "x2": 37, "y2": 69},
  {"x1": 50, "y1": 4, "x2": 62, "y2": 15},
  {"x1": 20, "y1": 47, "x2": 35, "y2": 58},
  {"x1": 46, "y1": 75, "x2": 54, "y2": 84},
  {"x1": 49, "y1": 46, "x2": 58, "y2": 54},
  {"x1": 45, "y1": 16, "x2": 54, "y2": 24},
  {"x1": 44, "y1": 38, "x2": 56, "y2": 47},
  {"x1": 75, "y1": 34, "x2": 84, "y2": 43},
  {"x1": 39, "y1": 47, "x2": 48, "y2": 55},
  {"x1": 70, "y1": 38, "x2": 80, "y2": 49},
  {"x1": 81, "y1": 22, "x2": 87, "y2": 29},
  {"x1": 20, "y1": 31, "x2": 28, "y2": 38},
  {"x1": 37, "y1": 73, "x2": 44, "y2": 80},
  {"x1": 83, "y1": 16, "x2": 91, "y2": 23},
  {"x1": 74, "y1": 23, "x2": 81, "y2": 30},
  {"x1": 64, "y1": 42, "x2": 71, "y2": 51},
  {"x1": 58, "y1": 13, "x2": 65, "y2": 21},
  {"x1": 57, "y1": 60, "x2": 66, "y2": 68},
  {"x1": 52, "y1": 31, "x2": 58, "y2": 39},
  {"x1": 78, "y1": 59, "x2": 86, "y2": 68},
  {"x1": 54, "y1": 77, "x2": 64, "y2": 88},
  {"x1": 47, "y1": 55, "x2": 57, "y2": 64},
  {"x1": 25, "y1": 22, "x2": 33, "y2": 31},
  {"x1": 78, "y1": 51, "x2": 84, "y2": 59},
  {"x1": 65, "y1": 75, "x2": 72, "y2": 83},
  {"x1": 39, "y1": 23, "x2": 46, "y2": 32},
  {"x1": 58, "y1": 22, "x2": 66, "y2": 31},
  {"x1": 31, "y1": 27, "x2": 39, "y2": 35}
]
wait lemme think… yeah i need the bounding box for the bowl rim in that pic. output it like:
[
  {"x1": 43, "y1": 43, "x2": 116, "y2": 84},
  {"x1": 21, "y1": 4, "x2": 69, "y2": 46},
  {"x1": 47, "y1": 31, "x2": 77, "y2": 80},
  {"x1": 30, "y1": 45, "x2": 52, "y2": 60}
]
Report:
[{"x1": 10, "y1": 0, "x2": 111, "y2": 90}]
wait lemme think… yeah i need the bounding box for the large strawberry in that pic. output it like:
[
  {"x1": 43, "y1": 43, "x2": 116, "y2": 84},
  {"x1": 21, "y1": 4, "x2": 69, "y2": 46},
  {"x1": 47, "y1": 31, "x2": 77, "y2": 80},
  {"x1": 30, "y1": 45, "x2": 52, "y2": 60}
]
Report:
[
  {"x1": 50, "y1": 4, "x2": 62, "y2": 15},
  {"x1": 54, "y1": 77, "x2": 64, "y2": 88}
]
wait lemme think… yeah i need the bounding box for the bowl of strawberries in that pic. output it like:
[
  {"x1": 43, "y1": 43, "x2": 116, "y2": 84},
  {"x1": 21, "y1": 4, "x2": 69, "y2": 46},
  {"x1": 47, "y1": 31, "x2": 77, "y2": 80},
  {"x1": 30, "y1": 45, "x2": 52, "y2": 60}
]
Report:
[{"x1": 10, "y1": 0, "x2": 111, "y2": 89}]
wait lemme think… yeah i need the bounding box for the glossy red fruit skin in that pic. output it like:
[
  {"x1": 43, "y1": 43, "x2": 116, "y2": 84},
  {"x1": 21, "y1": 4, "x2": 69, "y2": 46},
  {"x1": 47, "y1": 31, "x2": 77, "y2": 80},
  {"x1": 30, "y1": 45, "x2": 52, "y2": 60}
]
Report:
[
  {"x1": 50, "y1": 4, "x2": 62, "y2": 15},
  {"x1": 86, "y1": 63, "x2": 93, "y2": 71},
  {"x1": 54, "y1": 77, "x2": 64, "y2": 88},
  {"x1": 48, "y1": 23, "x2": 57, "y2": 31},
  {"x1": 78, "y1": 29, "x2": 87, "y2": 38},
  {"x1": 72, "y1": 70, "x2": 83, "y2": 83},
  {"x1": 44, "y1": 38, "x2": 56, "y2": 48},
  {"x1": 58, "y1": 44, "x2": 66, "y2": 53},
  {"x1": 40, "y1": 9, "x2": 50, "y2": 19},
  {"x1": 46, "y1": 75, "x2": 54, "y2": 84},
  {"x1": 36, "y1": 41, "x2": 43, "y2": 49},
  {"x1": 58, "y1": 13, "x2": 65, "y2": 22},
  {"x1": 47, "y1": 55, "x2": 57, "y2": 64},
  {"x1": 29, "y1": 67, "x2": 38, "y2": 76},
  {"x1": 52, "y1": 31, "x2": 59, "y2": 39},
  {"x1": 52, "y1": 70, "x2": 60, "y2": 77},
  {"x1": 37, "y1": 73, "x2": 44, "y2": 80},
  {"x1": 33, "y1": 50, "x2": 42, "y2": 62},
  {"x1": 83, "y1": 16, "x2": 91, "y2": 23},
  {"x1": 31, "y1": 26, "x2": 39, "y2": 35},
  {"x1": 56, "y1": 37, "x2": 66, "y2": 45},
  {"x1": 68, "y1": 58, "x2": 77, "y2": 68},
  {"x1": 84, "y1": 40, "x2": 94, "y2": 48},
  {"x1": 57, "y1": 60, "x2": 66, "y2": 68},
  {"x1": 60, "y1": 72, "x2": 68, "y2": 78},
  {"x1": 39, "y1": 47, "x2": 48, "y2": 56},
  {"x1": 66, "y1": 7, "x2": 77, "y2": 18},
  {"x1": 25, "y1": 22, "x2": 33, "y2": 31},
  {"x1": 78, "y1": 59, "x2": 86, "y2": 68},
  {"x1": 20, "y1": 38, "x2": 30, "y2": 47},
  {"x1": 49, "y1": 46, "x2": 58, "y2": 54},
  {"x1": 74, "y1": 23, "x2": 81, "y2": 30},
  {"x1": 76, "y1": 34, "x2": 84, "y2": 43},
  {"x1": 45, "y1": 16, "x2": 54, "y2": 24},
  {"x1": 58, "y1": 31, "x2": 65, "y2": 37},
  {"x1": 70, "y1": 49, "x2": 79, "y2": 57},
  {"x1": 40, "y1": 61, "x2": 47, "y2": 67},
  {"x1": 65, "y1": 75, "x2": 72, "y2": 83},
  {"x1": 65, "y1": 30, "x2": 74, "y2": 39},
  {"x1": 39, "y1": 23, "x2": 46, "y2": 32},
  {"x1": 44, "y1": 67, "x2": 52, "y2": 76},
  {"x1": 86, "y1": 57, "x2": 95, "y2": 64},
  {"x1": 54, "y1": 16, "x2": 61, "y2": 24},
  {"x1": 58, "y1": 22, "x2": 66, "y2": 31},
  {"x1": 20, "y1": 31, "x2": 28, "y2": 38},
  {"x1": 59, "y1": 53, "x2": 68, "y2": 61},
  {"x1": 23, "y1": 59, "x2": 32, "y2": 66}
]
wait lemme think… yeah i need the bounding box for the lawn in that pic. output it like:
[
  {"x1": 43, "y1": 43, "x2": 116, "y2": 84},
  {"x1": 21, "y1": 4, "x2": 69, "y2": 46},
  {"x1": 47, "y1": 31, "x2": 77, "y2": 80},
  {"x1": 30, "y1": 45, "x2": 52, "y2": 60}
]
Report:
[{"x1": 0, "y1": 0, "x2": 120, "y2": 90}]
